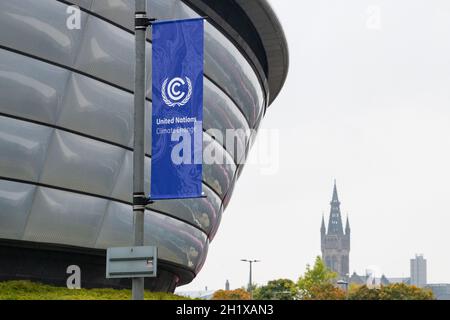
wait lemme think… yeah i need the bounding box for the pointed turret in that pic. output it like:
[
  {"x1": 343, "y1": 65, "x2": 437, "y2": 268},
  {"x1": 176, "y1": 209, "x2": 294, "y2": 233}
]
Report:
[
  {"x1": 321, "y1": 213, "x2": 326, "y2": 234},
  {"x1": 345, "y1": 215, "x2": 350, "y2": 235}
]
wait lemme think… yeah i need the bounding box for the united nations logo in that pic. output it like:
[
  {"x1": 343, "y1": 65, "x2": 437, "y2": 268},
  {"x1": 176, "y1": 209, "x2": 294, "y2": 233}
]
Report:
[{"x1": 161, "y1": 77, "x2": 193, "y2": 107}]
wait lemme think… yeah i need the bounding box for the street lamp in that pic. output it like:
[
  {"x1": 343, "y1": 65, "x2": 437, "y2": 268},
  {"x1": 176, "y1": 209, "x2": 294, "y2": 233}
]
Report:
[
  {"x1": 337, "y1": 279, "x2": 349, "y2": 293},
  {"x1": 132, "y1": 0, "x2": 149, "y2": 301},
  {"x1": 241, "y1": 259, "x2": 260, "y2": 299}
]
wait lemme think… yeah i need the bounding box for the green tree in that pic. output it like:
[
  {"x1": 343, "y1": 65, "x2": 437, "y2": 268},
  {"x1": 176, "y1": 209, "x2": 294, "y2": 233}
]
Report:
[
  {"x1": 253, "y1": 279, "x2": 298, "y2": 300},
  {"x1": 348, "y1": 283, "x2": 434, "y2": 300},
  {"x1": 347, "y1": 284, "x2": 381, "y2": 300},
  {"x1": 212, "y1": 289, "x2": 251, "y2": 300},
  {"x1": 307, "y1": 282, "x2": 346, "y2": 300},
  {"x1": 241, "y1": 283, "x2": 258, "y2": 293},
  {"x1": 297, "y1": 256, "x2": 345, "y2": 300}
]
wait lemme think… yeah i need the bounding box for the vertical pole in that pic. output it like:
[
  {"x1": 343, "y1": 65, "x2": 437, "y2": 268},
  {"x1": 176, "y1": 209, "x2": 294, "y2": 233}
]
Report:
[
  {"x1": 249, "y1": 261, "x2": 253, "y2": 299},
  {"x1": 133, "y1": 0, "x2": 147, "y2": 301}
]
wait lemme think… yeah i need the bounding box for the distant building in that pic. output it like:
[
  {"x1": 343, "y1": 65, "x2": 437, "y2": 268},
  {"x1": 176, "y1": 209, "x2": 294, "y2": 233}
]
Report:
[
  {"x1": 410, "y1": 254, "x2": 427, "y2": 288},
  {"x1": 321, "y1": 181, "x2": 350, "y2": 279},
  {"x1": 176, "y1": 290, "x2": 215, "y2": 300},
  {"x1": 225, "y1": 280, "x2": 230, "y2": 291},
  {"x1": 426, "y1": 284, "x2": 450, "y2": 300},
  {"x1": 318, "y1": 184, "x2": 446, "y2": 295},
  {"x1": 349, "y1": 272, "x2": 390, "y2": 286},
  {"x1": 0, "y1": 0, "x2": 289, "y2": 292},
  {"x1": 386, "y1": 277, "x2": 411, "y2": 285},
  {"x1": 349, "y1": 255, "x2": 428, "y2": 288}
]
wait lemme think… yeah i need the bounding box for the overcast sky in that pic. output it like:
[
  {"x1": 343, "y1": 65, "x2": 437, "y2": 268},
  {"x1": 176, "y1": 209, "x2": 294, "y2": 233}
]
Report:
[{"x1": 178, "y1": 0, "x2": 450, "y2": 293}]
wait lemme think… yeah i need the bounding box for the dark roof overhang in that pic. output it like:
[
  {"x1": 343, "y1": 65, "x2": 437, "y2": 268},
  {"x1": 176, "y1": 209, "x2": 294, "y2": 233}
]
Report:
[{"x1": 182, "y1": 0, "x2": 289, "y2": 106}]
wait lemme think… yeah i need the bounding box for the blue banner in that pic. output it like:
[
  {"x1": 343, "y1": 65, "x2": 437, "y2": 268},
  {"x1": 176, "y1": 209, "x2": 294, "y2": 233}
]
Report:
[{"x1": 151, "y1": 18, "x2": 204, "y2": 200}]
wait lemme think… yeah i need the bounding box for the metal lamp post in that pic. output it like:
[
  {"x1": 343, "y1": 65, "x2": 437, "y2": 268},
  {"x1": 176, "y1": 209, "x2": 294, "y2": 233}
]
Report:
[
  {"x1": 337, "y1": 279, "x2": 349, "y2": 296},
  {"x1": 241, "y1": 259, "x2": 260, "y2": 299},
  {"x1": 132, "y1": 0, "x2": 149, "y2": 301}
]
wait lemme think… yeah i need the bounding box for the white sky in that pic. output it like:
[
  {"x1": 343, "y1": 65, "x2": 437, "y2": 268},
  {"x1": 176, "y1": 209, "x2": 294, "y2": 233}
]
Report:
[{"x1": 178, "y1": 0, "x2": 450, "y2": 293}]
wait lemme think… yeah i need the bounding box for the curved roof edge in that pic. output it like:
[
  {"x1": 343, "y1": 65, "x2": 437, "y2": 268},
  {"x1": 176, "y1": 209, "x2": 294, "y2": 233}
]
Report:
[
  {"x1": 236, "y1": 0, "x2": 289, "y2": 105},
  {"x1": 182, "y1": 0, "x2": 289, "y2": 106}
]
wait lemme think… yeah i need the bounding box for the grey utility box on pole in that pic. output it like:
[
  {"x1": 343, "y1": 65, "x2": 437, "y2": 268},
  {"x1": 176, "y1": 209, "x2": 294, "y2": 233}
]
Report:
[{"x1": 106, "y1": 246, "x2": 157, "y2": 279}]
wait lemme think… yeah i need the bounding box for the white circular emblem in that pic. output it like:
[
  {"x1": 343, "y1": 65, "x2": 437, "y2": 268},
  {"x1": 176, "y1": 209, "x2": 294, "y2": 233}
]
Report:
[{"x1": 161, "y1": 77, "x2": 192, "y2": 107}]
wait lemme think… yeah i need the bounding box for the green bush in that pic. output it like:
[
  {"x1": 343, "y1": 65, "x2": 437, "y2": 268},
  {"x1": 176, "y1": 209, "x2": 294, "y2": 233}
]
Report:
[
  {"x1": 347, "y1": 283, "x2": 434, "y2": 300},
  {"x1": 0, "y1": 280, "x2": 190, "y2": 300}
]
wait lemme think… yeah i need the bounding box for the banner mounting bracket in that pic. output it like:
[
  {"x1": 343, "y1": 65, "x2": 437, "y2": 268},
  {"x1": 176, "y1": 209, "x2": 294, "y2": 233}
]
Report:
[
  {"x1": 135, "y1": 12, "x2": 157, "y2": 30},
  {"x1": 146, "y1": 194, "x2": 207, "y2": 204}
]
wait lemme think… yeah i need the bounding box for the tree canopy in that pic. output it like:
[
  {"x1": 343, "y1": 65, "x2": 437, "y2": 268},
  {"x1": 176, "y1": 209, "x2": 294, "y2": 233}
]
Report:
[
  {"x1": 253, "y1": 279, "x2": 298, "y2": 300},
  {"x1": 213, "y1": 256, "x2": 435, "y2": 301},
  {"x1": 348, "y1": 283, "x2": 434, "y2": 300},
  {"x1": 297, "y1": 256, "x2": 346, "y2": 300},
  {"x1": 212, "y1": 289, "x2": 251, "y2": 300}
]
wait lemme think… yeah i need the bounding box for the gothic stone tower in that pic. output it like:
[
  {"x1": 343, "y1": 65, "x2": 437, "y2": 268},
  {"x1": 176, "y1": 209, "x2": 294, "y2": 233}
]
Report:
[{"x1": 321, "y1": 181, "x2": 350, "y2": 279}]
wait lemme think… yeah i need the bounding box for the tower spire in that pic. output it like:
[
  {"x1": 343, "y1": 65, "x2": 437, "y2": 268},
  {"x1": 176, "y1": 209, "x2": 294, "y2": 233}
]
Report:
[
  {"x1": 332, "y1": 179, "x2": 339, "y2": 203},
  {"x1": 327, "y1": 180, "x2": 344, "y2": 235},
  {"x1": 321, "y1": 180, "x2": 350, "y2": 278}
]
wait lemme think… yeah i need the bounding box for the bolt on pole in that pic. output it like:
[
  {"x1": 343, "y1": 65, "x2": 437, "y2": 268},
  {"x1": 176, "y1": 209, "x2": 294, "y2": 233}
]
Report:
[{"x1": 132, "y1": 0, "x2": 148, "y2": 301}]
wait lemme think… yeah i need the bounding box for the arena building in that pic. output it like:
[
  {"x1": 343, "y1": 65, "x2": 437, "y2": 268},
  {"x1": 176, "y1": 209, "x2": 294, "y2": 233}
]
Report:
[{"x1": 0, "y1": 0, "x2": 288, "y2": 291}]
